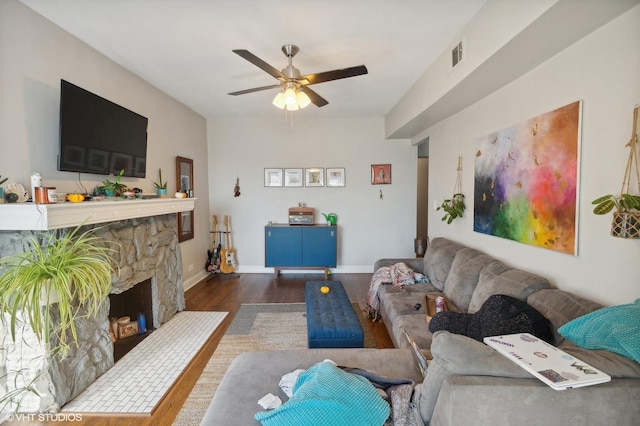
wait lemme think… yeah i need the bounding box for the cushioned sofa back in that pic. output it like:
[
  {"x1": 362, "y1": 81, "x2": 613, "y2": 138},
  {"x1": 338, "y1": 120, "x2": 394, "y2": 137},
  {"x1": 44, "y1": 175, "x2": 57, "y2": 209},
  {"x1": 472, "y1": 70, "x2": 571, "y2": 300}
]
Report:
[
  {"x1": 422, "y1": 238, "x2": 467, "y2": 291},
  {"x1": 527, "y1": 288, "x2": 604, "y2": 345},
  {"x1": 443, "y1": 247, "x2": 496, "y2": 312},
  {"x1": 467, "y1": 261, "x2": 553, "y2": 313}
]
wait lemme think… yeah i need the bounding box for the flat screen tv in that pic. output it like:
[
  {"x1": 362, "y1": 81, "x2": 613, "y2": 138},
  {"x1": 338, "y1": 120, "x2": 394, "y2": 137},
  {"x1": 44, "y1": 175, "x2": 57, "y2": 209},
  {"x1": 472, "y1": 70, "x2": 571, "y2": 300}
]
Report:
[{"x1": 58, "y1": 79, "x2": 148, "y2": 178}]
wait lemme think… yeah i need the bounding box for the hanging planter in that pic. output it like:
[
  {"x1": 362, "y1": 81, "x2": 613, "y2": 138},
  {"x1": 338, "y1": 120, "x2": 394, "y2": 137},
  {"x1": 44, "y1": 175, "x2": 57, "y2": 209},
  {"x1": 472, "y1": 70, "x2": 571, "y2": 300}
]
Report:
[
  {"x1": 592, "y1": 107, "x2": 640, "y2": 239},
  {"x1": 437, "y1": 156, "x2": 466, "y2": 224}
]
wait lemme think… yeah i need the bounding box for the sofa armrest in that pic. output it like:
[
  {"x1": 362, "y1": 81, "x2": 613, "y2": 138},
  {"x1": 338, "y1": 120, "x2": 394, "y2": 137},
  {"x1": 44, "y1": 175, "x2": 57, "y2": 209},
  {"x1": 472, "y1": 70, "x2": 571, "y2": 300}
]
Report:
[{"x1": 373, "y1": 258, "x2": 424, "y2": 273}]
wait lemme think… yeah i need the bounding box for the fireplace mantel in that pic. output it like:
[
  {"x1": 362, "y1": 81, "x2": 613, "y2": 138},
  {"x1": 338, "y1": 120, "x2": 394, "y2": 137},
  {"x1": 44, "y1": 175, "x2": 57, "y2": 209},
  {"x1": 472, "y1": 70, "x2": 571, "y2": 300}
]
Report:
[{"x1": 0, "y1": 197, "x2": 196, "y2": 231}]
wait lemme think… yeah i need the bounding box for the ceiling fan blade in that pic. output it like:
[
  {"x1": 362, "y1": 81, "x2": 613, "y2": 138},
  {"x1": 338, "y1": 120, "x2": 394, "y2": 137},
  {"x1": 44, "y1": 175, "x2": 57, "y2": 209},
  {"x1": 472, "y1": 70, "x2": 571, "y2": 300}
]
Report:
[
  {"x1": 232, "y1": 49, "x2": 287, "y2": 80},
  {"x1": 228, "y1": 84, "x2": 281, "y2": 96},
  {"x1": 299, "y1": 86, "x2": 329, "y2": 107},
  {"x1": 300, "y1": 65, "x2": 368, "y2": 85}
]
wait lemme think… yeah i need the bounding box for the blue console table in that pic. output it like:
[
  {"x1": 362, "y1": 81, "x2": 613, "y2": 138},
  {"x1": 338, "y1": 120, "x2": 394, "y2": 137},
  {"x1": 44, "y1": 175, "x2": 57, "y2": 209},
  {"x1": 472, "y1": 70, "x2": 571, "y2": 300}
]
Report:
[{"x1": 265, "y1": 224, "x2": 337, "y2": 278}]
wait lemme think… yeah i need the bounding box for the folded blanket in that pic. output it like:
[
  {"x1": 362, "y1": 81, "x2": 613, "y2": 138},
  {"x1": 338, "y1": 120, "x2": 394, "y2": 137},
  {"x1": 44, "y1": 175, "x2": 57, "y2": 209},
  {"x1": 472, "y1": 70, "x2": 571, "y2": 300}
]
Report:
[
  {"x1": 367, "y1": 262, "x2": 417, "y2": 320},
  {"x1": 254, "y1": 360, "x2": 390, "y2": 426}
]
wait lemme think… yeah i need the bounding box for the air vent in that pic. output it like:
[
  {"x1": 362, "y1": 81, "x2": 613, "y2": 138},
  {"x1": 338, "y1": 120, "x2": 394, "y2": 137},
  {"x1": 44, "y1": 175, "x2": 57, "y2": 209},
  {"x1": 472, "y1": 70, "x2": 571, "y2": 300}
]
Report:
[{"x1": 451, "y1": 40, "x2": 463, "y2": 68}]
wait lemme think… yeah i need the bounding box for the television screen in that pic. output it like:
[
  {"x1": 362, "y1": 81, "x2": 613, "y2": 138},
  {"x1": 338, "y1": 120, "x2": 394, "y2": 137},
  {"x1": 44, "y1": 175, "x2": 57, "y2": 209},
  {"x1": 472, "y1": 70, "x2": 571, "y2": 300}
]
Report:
[{"x1": 58, "y1": 79, "x2": 148, "y2": 178}]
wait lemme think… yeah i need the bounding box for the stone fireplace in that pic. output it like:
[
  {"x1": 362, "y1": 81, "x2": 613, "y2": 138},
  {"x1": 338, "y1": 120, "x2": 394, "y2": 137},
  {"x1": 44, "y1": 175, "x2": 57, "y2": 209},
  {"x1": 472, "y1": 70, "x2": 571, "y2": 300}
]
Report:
[{"x1": 0, "y1": 207, "x2": 187, "y2": 414}]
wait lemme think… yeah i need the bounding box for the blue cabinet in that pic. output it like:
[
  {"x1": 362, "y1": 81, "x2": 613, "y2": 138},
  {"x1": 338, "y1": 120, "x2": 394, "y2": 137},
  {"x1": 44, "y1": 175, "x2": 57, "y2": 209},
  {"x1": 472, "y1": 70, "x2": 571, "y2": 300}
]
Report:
[{"x1": 265, "y1": 225, "x2": 337, "y2": 278}]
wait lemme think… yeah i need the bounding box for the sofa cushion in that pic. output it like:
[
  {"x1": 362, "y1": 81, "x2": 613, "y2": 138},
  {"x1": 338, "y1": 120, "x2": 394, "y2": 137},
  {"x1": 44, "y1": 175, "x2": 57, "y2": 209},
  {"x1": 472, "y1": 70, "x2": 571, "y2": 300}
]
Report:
[
  {"x1": 422, "y1": 238, "x2": 467, "y2": 290},
  {"x1": 558, "y1": 299, "x2": 640, "y2": 362},
  {"x1": 428, "y1": 294, "x2": 553, "y2": 343},
  {"x1": 559, "y1": 341, "x2": 640, "y2": 378},
  {"x1": 443, "y1": 247, "x2": 495, "y2": 312},
  {"x1": 527, "y1": 289, "x2": 603, "y2": 345},
  {"x1": 468, "y1": 263, "x2": 552, "y2": 313},
  {"x1": 254, "y1": 360, "x2": 390, "y2": 425}
]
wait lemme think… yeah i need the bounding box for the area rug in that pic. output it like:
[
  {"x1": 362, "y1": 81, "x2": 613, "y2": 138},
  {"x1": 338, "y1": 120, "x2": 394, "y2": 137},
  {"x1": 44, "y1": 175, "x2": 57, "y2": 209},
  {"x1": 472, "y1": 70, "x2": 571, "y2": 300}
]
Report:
[
  {"x1": 61, "y1": 311, "x2": 228, "y2": 415},
  {"x1": 173, "y1": 302, "x2": 375, "y2": 425}
]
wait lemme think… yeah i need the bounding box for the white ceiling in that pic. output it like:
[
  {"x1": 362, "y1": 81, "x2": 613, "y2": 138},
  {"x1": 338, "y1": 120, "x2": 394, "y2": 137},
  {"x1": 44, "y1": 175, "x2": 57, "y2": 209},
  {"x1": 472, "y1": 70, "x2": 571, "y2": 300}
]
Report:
[{"x1": 20, "y1": 0, "x2": 486, "y2": 120}]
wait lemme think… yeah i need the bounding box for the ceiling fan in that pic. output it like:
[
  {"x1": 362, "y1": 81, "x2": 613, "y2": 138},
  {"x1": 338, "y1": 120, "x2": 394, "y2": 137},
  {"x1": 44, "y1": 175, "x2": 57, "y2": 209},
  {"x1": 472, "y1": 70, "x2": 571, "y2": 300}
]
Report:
[{"x1": 228, "y1": 44, "x2": 368, "y2": 110}]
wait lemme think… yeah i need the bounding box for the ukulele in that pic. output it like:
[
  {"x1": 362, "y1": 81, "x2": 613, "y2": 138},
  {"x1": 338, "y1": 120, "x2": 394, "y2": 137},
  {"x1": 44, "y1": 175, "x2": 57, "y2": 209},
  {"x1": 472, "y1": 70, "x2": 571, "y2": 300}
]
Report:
[{"x1": 220, "y1": 215, "x2": 237, "y2": 273}]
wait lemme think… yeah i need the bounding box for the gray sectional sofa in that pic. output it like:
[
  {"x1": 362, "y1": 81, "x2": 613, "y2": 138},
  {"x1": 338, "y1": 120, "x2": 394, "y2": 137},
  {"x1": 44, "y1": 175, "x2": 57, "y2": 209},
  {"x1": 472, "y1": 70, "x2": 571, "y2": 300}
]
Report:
[{"x1": 202, "y1": 237, "x2": 640, "y2": 425}]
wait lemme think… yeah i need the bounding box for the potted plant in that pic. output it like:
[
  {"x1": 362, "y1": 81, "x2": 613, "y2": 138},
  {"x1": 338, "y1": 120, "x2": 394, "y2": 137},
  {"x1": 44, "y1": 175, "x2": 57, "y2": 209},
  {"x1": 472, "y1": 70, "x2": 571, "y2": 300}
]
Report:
[
  {"x1": 437, "y1": 193, "x2": 466, "y2": 224},
  {"x1": 98, "y1": 169, "x2": 127, "y2": 196},
  {"x1": 592, "y1": 107, "x2": 640, "y2": 239},
  {"x1": 153, "y1": 168, "x2": 168, "y2": 197},
  {"x1": 0, "y1": 225, "x2": 117, "y2": 358},
  {"x1": 0, "y1": 174, "x2": 7, "y2": 202},
  {"x1": 437, "y1": 156, "x2": 466, "y2": 224}
]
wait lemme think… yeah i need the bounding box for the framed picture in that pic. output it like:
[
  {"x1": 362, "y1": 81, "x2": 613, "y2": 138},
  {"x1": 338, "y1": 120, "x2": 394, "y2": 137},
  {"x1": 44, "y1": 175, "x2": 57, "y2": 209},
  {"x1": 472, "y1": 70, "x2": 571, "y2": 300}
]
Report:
[
  {"x1": 178, "y1": 210, "x2": 194, "y2": 242},
  {"x1": 133, "y1": 156, "x2": 146, "y2": 178},
  {"x1": 87, "y1": 149, "x2": 108, "y2": 172},
  {"x1": 264, "y1": 168, "x2": 283, "y2": 187},
  {"x1": 371, "y1": 164, "x2": 391, "y2": 185},
  {"x1": 305, "y1": 168, "x2": 324, "y2": 187},
  {"x1": 326, "y1": 168, "x2": 346, "y2": 187},
  {"x1": 110, "y1": 152, "x2": 133, "y2": 174},
  {"x1": 284, "y1": 168, "x2": 303, "y2": 187},
  {"x1": 62, "y1": 145, "x2": 86, "y2": 168},
  {"x1": 177, "y1": 156, "x2": 194, "y2": 195}
]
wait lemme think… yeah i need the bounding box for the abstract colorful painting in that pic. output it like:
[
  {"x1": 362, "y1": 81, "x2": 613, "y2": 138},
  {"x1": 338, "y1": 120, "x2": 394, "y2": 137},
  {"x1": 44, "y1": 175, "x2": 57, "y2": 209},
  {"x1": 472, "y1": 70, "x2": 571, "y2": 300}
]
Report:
[{"x1": 474, "y1": 101, "x2": 581, "y2": 255}]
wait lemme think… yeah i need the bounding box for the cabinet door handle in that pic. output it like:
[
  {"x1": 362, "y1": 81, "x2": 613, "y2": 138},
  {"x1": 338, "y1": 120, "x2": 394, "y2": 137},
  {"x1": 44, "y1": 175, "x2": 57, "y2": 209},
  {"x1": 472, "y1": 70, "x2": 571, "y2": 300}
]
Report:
[
  {"x1": 330, "y1": 230, "x2": 335, "y2": 237},
  {"x1": 267, "y1": 231, "x2": 271, "y2": 237}
]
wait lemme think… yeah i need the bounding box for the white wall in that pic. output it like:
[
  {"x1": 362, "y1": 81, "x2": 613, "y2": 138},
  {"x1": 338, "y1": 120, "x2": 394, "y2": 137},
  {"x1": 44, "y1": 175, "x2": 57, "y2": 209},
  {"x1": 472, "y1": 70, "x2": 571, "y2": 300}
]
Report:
[
  {"x1": 207, "y1": 117, "x2": 417, "y2": 272},
  {"x1": 0, "y1": 1, "x2": 210, "y2": 287},
  {"x1": 427, "y1": 5, "x2": 640, "y2": 306}
]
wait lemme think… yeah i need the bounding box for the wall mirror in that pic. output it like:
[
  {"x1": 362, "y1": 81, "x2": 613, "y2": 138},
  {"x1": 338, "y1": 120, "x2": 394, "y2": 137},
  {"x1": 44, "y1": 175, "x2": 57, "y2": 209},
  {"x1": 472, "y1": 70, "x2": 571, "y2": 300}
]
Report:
[
  {"x1": 176, "y1": 156, "x2": 194, "y2": 195},
  {"x1": 176, "y1": 156, "x2": 194, "y2": 242}
]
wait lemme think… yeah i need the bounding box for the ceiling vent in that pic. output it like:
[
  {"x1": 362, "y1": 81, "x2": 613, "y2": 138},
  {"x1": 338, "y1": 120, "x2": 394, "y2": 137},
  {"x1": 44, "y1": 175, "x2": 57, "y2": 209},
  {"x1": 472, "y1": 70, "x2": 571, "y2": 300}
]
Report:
[{"x1": 451, "y1": 40, "x2": 463, "y2": 68}]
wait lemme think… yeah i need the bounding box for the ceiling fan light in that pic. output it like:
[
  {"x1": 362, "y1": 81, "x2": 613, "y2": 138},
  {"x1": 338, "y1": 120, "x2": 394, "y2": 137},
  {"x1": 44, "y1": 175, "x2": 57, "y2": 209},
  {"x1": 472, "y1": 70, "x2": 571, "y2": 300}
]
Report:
[
  {"x1": 272, "y1": 92, "x2": 286, "y2": 109},
  {"x1": 296, "y1": 90, "x2": 311, "y2": 109},
  {"x1": 286, "y1": 103, "x2": 299, "y2": 111},
  {"x1": 283, "y1": 88, "x2": 297, "y2": 106}
]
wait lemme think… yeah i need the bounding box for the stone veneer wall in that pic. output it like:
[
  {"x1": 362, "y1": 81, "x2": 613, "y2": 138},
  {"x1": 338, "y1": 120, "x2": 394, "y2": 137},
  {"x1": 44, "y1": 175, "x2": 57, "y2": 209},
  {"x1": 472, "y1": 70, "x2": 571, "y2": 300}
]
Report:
[{"x1": 0, "y1": 214, "x2": 184, "y2": 413}]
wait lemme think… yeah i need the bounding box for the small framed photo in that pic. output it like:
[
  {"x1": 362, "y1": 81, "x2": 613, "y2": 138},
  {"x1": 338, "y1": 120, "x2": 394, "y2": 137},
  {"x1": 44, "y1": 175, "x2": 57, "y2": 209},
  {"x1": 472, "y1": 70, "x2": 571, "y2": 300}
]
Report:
[
  {"x1": 264, "y1": 168, "x2": 283, "y2": 187},
  {"x1": 326, "y1": 168, "x2": 346, "y2": 187},
  {"x1": 305, "y1": 168, "x2": 324, "y2": 187},
  {"x1": 284, "y1": 168, "x2": 303, "y2": 187},
  {"x1": 118, "y1": 321, "x2": 139, "y2": 339},
  {"x1": 371, "y1": 164, "x2": 391, "y2": 185},
  {"x1": 178, "y1": 210, "x2": 194, "y2": 242}
]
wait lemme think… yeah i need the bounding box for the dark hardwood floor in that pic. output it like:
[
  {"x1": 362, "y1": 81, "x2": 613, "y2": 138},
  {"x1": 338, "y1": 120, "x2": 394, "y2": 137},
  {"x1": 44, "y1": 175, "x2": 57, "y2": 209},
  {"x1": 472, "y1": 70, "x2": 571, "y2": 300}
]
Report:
[{"x1": 17, "y1": 272, "x2": 391, "y2": 426}]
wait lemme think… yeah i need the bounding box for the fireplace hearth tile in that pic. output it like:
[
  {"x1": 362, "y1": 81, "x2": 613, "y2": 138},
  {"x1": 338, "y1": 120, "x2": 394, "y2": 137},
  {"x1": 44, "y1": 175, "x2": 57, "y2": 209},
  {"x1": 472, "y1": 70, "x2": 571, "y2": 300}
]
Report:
[{"x1": 60, "y1": 310, "x2": 228, "y2": 414}]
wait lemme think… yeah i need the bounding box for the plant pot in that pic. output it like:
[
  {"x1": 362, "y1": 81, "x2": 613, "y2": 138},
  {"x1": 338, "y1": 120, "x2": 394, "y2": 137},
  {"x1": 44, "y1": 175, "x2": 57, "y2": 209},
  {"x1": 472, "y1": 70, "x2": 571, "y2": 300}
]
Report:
[
  {"x1": 156, "y1": 188, "x2": 168, "y2": 198},
  {"x1": 103, "y1": 188, "x2": 115, "y2": 197},
  {"x1": 611, "y1": 211, "x2": 640, "y2": 239}
]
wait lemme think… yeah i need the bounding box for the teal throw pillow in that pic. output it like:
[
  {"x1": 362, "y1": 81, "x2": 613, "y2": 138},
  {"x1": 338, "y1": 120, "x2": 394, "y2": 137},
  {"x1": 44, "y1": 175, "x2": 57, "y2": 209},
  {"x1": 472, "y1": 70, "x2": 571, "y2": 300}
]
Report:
[{"x1": 558, "y1": 298, "x2": 640, "y2": 362}]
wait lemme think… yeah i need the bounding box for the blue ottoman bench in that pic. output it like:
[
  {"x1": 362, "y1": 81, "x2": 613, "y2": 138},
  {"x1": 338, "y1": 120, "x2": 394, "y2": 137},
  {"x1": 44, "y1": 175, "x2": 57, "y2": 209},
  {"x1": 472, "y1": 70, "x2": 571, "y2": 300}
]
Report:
[{"x1": 305, "y1": 281, "x2": 364, "y2": 348}]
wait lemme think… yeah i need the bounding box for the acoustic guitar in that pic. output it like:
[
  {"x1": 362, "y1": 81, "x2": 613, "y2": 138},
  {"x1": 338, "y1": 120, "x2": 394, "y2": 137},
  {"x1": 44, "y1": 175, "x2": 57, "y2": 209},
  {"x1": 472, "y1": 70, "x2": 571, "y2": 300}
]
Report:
[{"x1": 220, "y1": 215, "x2": 237, "y2": 273}]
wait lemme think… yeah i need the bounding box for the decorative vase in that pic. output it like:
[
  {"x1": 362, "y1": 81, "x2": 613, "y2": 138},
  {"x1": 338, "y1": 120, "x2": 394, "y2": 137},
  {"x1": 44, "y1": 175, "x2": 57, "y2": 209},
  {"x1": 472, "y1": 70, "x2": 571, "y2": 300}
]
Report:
[
  {"x1": 611, "y1": 212, "x2": 640, "y2": 239},
  {"x1": 156, "y1": 188, "x2": 168, "y2": 198},
  {"x1": 104, "y1": 188, "x2": 115, "y2": 197}
]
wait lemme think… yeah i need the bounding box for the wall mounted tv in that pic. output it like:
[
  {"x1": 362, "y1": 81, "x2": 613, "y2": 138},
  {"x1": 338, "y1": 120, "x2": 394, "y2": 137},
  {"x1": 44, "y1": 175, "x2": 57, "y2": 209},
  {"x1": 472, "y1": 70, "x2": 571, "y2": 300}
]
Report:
[{"x1": 58, "y1": 79, "x2": 148, "y2": 178}]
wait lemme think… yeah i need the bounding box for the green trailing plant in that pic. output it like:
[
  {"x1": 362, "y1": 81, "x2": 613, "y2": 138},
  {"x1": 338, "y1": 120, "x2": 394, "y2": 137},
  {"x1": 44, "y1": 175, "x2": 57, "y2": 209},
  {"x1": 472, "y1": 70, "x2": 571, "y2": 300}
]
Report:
[
  {"x1": 438, "y1": 156, "x2": 466, "y2": 224},
  {"x1": 0, "y1": 226, "x2": 117, "y2": 358},
  {"x1": 153, "y1": 168, "x2": 167, "y2": 190},
  {"x1": 437, "y1": 193, "x2": 466, "y2": 224},
  {"x1": 98, "y1": 169, "x2": 127, "y2": 196},
  {"x1": 592, "y1": 107, "x2": 640, "y2": 238},
  {"x1": 592, "y1": 193, "x2": 640, "y2": 215}
]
